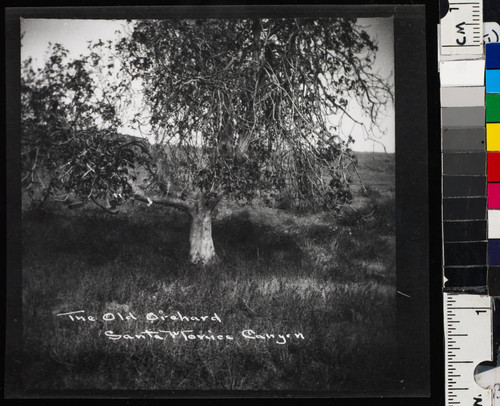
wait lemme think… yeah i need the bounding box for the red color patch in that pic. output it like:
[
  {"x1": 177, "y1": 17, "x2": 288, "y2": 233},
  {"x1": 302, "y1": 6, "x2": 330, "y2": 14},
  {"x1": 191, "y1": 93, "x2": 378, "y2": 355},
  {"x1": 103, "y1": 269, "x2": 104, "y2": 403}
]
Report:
[{"x1": 488, "y1": 153, "x2": 500, "y2": 182}]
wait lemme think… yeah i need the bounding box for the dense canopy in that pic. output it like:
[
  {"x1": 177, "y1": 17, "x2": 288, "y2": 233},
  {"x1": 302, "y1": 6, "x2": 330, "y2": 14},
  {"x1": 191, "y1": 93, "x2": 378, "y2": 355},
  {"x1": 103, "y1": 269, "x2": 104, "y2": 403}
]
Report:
[{"x1": 21, "y1": 17, "x2": 393, "y2": 263}]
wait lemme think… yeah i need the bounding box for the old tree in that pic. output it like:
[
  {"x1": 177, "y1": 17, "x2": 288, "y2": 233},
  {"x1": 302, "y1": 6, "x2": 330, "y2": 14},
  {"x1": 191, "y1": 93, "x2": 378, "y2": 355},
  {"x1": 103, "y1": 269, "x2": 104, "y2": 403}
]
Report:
[{"x1": 21, "y1": 18, "x2": 392, "y2": 264}]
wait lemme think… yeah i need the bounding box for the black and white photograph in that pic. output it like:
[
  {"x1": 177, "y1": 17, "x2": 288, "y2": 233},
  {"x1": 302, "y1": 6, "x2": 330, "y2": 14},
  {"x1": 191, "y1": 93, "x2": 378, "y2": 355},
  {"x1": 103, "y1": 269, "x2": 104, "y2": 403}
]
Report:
[{"x1": 6, "y1": 5, "x2": 430, "y2": 397}]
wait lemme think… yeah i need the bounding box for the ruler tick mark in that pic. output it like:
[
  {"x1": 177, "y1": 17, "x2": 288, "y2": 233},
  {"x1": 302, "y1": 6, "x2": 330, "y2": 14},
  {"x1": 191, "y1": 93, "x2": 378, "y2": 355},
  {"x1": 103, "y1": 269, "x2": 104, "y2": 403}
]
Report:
[{"x1": 450, "y1": 307, "x2": 490, "y2": 310}]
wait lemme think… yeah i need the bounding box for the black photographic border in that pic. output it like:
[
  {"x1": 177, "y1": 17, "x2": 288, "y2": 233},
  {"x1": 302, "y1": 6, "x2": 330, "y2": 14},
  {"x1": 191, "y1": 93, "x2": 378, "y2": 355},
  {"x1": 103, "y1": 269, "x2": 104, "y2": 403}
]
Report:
[{"x1": 5, "y1": 1, "x2": 440, "y2": 402}]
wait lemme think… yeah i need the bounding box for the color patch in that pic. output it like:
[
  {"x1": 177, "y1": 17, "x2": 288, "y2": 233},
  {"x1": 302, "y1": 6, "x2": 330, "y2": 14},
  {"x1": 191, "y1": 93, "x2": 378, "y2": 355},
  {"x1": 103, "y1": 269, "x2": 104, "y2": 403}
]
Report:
[
  {"x1": 442, "y1": 107, "x2": 485, "y2": 128},
  {"x1": 488, "y1": 267, "x2": 500, "y2": 296},
  {"x1": 443, "y1": 152, "x2": 485, "y2": 175},
  {"x1": 441, "y1": 87, "x2": 485, "y2": 107},
  {"x1": 445, "y1": 267, "x2": 487, "y2": 289},
  {"x1": 488, "y1": 239, "x2": 500, "y2": 265},
  {"x1": 486, "y1": 123, "x2": 500, "y2": 151},
  {"x1": 489, "y1": 210, "x2": 500, "y2": 239},
  {"x1": 443, "y1": 176, "x2": 486, "y2": 197},
  {"x1": 488, "y1": 183, "x2": 500, "y2": 209},
  {"x1": 444, "y1": 242, "x2": 487, "y2": 266},
  {"x1": 488, "y1": 152, "x2": 500, "y2": 181},
  {"x1": 486, "y1": 43, "x2": 500, "y2": 70},
  {"x1": 443, "y1": 198, "x2": 487, "y2": 220},
  {"x1": 442, "y1": 128, "x2": 485, "y2": 151},
  {"x1": 486, "y1": 70, "x2": 500, "y2": 94},
  {"x1": 486, "y1": 95, "x2": 500, "y2": 122},
  {"x1": 443, "y1": 221, "x2": 487, "y2": 242},
  {"x1": 440, "y1": 60, "x2": 485, "y2": 87}
]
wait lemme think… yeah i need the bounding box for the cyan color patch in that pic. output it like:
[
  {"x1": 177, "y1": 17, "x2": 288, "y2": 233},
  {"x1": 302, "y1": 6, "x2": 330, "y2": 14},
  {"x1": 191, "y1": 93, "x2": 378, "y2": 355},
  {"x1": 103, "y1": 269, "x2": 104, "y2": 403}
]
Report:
[{"x1": 486, "y1": 70, "x2": 500, "y2": 94}]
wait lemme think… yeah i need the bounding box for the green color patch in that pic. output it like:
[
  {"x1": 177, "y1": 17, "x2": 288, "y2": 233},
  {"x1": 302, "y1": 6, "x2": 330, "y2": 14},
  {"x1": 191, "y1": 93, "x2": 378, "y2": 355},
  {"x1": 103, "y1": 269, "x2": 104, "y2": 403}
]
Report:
[{"x1": 486, "y1": 94, "x2": 500, "y2": 123}]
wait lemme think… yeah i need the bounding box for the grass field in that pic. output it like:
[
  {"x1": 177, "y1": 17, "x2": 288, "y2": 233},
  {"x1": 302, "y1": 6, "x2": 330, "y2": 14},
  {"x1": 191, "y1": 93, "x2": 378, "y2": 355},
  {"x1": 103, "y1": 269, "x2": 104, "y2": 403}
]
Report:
[{"x1": 21, "y1": 152, "x2": 398, "y2": 393}]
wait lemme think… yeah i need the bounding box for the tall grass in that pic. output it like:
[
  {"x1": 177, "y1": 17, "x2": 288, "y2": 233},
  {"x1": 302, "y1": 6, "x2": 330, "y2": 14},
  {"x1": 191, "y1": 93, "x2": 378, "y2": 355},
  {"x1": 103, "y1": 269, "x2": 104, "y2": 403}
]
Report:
[{"x1": 22, "y1": 191, "x2": 397, "y2": 393}]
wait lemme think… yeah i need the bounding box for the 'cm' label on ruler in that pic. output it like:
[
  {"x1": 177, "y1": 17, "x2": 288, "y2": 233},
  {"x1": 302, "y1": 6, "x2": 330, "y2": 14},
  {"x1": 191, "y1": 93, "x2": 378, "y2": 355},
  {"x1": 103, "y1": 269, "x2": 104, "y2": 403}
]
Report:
[
  {"x1": 444, "y1": 293, "x2": 493, "y2": 405},
  {"x1": 441, "y1": 0, "x2": 483, "y2": 55}
]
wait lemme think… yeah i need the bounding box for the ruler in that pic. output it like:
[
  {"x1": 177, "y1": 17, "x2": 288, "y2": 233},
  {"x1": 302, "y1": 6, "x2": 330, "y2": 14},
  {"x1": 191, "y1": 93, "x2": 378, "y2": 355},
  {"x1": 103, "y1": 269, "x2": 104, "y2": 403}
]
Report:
[
  {"x1": 444, "y1": 293, "x2": 493, "y2": 405},
  {"x1": 440, "y1": 0, "x2": 483, "y2": 55}
]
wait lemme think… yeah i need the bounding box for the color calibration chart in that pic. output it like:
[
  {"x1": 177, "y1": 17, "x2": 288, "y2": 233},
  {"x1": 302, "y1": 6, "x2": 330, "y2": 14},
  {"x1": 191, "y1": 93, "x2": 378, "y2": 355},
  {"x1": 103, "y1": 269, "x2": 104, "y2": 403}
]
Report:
[
  {"x1": 487, "y1": 43, "x2": 500, "y2": 286},
  {"x1": 440, "y1": 1, "x2": 500, "y2": 405}
]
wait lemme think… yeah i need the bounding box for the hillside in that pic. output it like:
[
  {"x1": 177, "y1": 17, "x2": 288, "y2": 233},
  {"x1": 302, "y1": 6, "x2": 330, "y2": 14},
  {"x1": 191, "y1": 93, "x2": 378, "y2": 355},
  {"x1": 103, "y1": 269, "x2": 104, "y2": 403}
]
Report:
[{"x1": 353, "y1": 151, "x2": 395, "y2": 195}]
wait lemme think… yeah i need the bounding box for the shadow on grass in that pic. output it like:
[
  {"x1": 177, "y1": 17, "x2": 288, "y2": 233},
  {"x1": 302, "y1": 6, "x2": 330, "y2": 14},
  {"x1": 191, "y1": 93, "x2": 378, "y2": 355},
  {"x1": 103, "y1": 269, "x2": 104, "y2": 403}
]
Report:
[{"x1": 214, "y1": 211, "x2": 304, "y2": 266}]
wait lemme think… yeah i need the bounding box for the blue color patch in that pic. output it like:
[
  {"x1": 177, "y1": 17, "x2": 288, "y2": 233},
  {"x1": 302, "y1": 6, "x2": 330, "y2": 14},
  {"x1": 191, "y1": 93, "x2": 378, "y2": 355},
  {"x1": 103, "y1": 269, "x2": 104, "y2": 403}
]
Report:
[
  {"x1": 486, "y1": 70, "x2": 500, "y2": 94},
  {"x1": 486, "y1": 43, "x2": 500, "y2": 70},
  {"x1": 489, "y1": 239, "x2": 500, "y2": 265}
]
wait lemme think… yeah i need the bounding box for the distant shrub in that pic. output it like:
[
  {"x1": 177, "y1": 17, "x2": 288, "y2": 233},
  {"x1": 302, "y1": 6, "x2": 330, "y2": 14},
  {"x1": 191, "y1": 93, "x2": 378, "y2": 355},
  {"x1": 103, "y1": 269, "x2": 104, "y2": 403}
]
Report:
[{"x1": 337, "y1": 186, "x2": 394, "y2": 231}]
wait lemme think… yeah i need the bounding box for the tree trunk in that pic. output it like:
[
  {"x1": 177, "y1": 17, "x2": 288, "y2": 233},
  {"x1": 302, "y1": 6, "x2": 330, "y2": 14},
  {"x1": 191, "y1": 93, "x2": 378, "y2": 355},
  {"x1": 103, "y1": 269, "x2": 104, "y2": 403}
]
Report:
[{"x1": 189, "y1": 205, "x2": 216, "y2": 265}]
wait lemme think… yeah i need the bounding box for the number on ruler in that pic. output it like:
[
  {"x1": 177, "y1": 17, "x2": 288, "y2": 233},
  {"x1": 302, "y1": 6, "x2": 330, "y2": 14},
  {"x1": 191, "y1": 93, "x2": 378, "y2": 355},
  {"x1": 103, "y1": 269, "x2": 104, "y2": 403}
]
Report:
[{"x1": 440, "y1": 0, "x2": 483, "y2": 55}]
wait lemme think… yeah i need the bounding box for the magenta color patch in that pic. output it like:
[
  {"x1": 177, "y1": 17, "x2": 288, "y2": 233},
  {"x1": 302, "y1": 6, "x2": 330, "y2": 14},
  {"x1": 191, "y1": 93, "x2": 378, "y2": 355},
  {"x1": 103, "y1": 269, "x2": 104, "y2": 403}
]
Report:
[{"x1": 489, "y1": 183, "x2": 500, "y2": 209}]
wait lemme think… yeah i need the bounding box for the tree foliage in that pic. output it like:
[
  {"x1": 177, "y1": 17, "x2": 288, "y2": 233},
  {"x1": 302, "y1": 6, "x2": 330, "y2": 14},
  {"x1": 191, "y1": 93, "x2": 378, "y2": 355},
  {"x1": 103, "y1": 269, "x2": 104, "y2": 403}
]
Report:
[
  {"x1": 21, "y1": 17, "x2": 393, "y2": 214},
  {"x1": 21, "y1": 43, "x2": 150, "y2": 210}
]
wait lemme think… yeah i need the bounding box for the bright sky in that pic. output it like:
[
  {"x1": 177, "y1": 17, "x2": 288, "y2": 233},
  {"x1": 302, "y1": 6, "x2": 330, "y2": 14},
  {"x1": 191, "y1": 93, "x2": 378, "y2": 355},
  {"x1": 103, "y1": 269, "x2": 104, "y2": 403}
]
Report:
[{"x1": 21, "y1": 17, "x2": 394, "y2": 153}]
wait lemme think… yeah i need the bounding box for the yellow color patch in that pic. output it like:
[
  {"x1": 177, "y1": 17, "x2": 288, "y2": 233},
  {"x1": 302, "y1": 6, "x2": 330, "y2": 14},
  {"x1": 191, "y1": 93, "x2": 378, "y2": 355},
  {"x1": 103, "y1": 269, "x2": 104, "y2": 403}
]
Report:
[{"x1": 487, "y1": 123, "x2": 500, "y2": 151}]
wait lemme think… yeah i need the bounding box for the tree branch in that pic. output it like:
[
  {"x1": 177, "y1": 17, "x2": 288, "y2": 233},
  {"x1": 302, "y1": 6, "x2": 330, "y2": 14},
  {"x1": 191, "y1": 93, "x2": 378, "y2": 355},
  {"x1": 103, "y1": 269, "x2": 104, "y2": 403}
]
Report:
[
  {"x1": 207, "y1": 192, "x2": 225, "y2": 212},
  {"x1": 133, "y1": 192, "x2": 192, "y2": 213},
  {"x1": 90, "y1": 196, "x2": 119, "y2": 214},
  {"x1": 118, "y1": 139, "x2": 152, "y2": 159}
]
